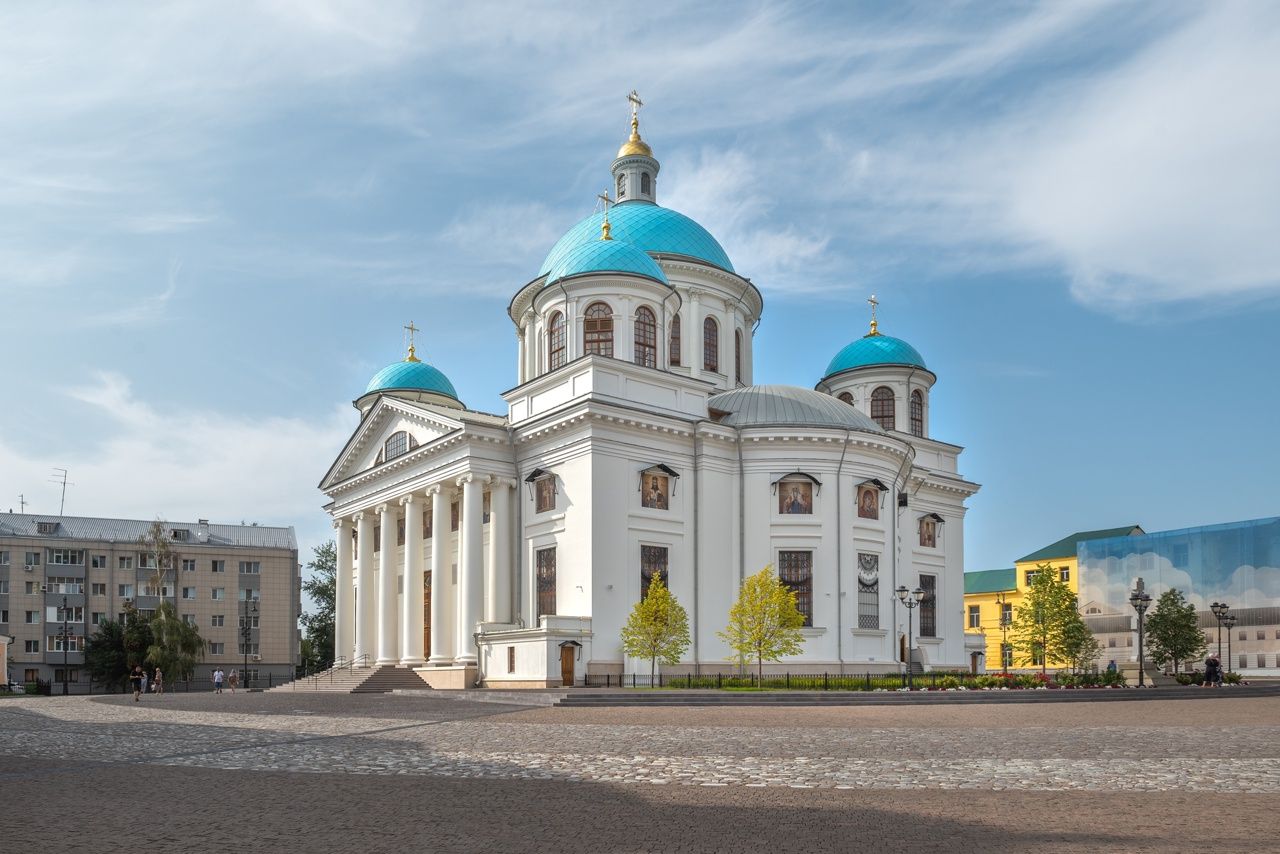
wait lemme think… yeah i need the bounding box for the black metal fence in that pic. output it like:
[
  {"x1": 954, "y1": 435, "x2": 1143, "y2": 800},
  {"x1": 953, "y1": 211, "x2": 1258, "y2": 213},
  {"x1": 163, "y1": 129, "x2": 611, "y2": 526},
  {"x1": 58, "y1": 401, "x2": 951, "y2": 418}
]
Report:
[
  {"x1": 84, "y1": 672, "x2": 287, "y2": 694},
  {"x1": 582, "y1": 671, "x2": 977, "y2": 691}
]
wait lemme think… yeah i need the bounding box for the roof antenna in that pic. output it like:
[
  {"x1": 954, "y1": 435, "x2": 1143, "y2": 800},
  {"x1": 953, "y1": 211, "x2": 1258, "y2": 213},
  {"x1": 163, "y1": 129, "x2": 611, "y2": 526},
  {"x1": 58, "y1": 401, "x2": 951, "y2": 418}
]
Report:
[
  {"x1": 18, "y1": 493, "x2": 27, "y2": 513},
  {"x1": 49, "y1": 468, "x2": 73, "y2": 516}
]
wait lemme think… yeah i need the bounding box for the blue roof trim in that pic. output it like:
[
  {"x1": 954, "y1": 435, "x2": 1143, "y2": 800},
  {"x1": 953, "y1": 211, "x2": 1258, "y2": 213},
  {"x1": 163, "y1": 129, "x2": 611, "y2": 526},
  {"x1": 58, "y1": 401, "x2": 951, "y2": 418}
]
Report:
[
  {"x1": 824, "y1": 335, "x2": 927, "y2": 378},
  {"x1": 365, "y1": 360, "x2": 459, "y2": 400},
  {"x1": 540, "y1": 203, "x2": 734, "y2": 275},
  {"x1": 546, "y1": 238, "x2": 669, "y2": 287}
]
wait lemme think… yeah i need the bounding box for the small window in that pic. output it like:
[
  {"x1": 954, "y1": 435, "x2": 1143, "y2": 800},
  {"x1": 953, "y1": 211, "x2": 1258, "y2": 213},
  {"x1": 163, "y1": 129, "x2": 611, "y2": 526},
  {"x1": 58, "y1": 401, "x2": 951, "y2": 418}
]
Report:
[
  {"x1": 181, "y1": 559, "x2": 196, "y2": 572},
  {"x1": 1239, "y1": 631, "x2": 1247, "y2": 641},
  {"x1": 25, "y1": 640, "x2": 40, "y2": 653},
  {"x1": 182, "y1": 587, "x2": 197, "y2": 600},
  {"x1": 734, "y1": 329, "x2": 742, "y2": 384},
  {"x1": 118, "y1": 584, "x2": 134, "y2": 598},
  {"x1": 910, "y1": 389, "x2": 924, "y2": 437},
  {"x1": 211, "y1": 615, "x2": 225, "y2": 627},
  {"x1": 702, "y1": 316, "x2": 719, "y2": 372},
  {"x1": 968, "y1": 605, "x2": 981, "y2": 629},
  {"x1": 212, "y1": 588, "x2": 225, "y2": 600},
  {"x1": 536, "y1": 547, "x2": 557, "y2": 619},
  {"x1": 583, "y1": 302, "x2": 614, "y2": 358},
  {"x1": 507, "y1": 646, "x2": 516, "y2": 674},
  {"x1": 209, "y1": 643, "x2": 225, "y2": 656},
  {"x1": 1108, "y1": 637, "x2": 1117, "y2": 648},
  {"x1": 634, "y1": 306, "x2": 657, "y2": 368},
  {"x1": 92, "y1": 612, "x2": 106, "y2": 625},
  {"x1": 640, "y1": 545, "x2": 669, "y2": 595},
  {"x1": 451, "y1": 501, "x2": 459, "y2": 532},
  {"x1": 535, "y1": 477, "x2": 556, "y2": 514},
  {"x1": 211, "y1": 560, "x2": 225, "y2": 573},
  {"x1": 1001, "y1": 644, "x2": 1013, "y2": 669},
  {"x1": 384, "y1": 431, "x2": 417, "y2": 463},
  {"x1": 616, "y1": 173, "x2": 626, "y2": 199},
  {"x1": 871, "y1": 386, "x2": 895, "y2": 431},
  {"x1": 239, "y1": 562, "x2": 260, "y2": 575},
  {"x1": 1258, "y1": 630, "x2": 1266, "y2": 641},
  {"x1": 0, "y1": 552, "x2": 8, "y2": 566},
  {"x1": 857, "y1": 553, "x2": 879, "y2": 629},
  {"x1": 171, "y1": 528, "x2": 190, "y2": 541},
  {"x1": 838, "y1": 392, "x2": 853, "y2": 405},
  {"x1": 547, "y1": 311, "x2": 566, "y2": 370},
  {"x1": 181, "y1": 614, "x2": 196, "y2": 626},
  {"x1": 919, "y1": 575, "x2": 937, "y2": 637},
  {"x1": 91, "y1": 554, "x2": 107, "y2": 568},
  {"x1": 640, "y1": 172, "x2": 651, "y2": 195},
  {"x1": 778, "y1": 551, "x2": 813, "y2": 627},
  {"x1": 669, "y1": 314, "x2": 681, "y2": 366},
  {"x1": 36, "y1": 521, "x2": 56, "y2": 534},
  {"x1": 1060, "y1": 567, "x2": 1070, "y2": 583}
]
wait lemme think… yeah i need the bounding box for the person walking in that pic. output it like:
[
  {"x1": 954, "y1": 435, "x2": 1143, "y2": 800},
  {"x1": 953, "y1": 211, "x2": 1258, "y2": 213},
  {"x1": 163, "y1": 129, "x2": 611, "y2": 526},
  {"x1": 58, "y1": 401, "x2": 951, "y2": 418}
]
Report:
[
  {"x1": 140, "y1": 669, "x2": 148, "y2": 696},
  {"x1": 153, "y1": 667, "x2": 164, "y2": 697},
  {"x1": 228, "y1": 669, "x2": 239, "y2": 694},
  {"x1": 212, "y1": 668, "x2": 224, "y2": 694},
  {"x1": 130, "y1": 665, "x2": 144, "y2": 702},
  {"x1": 1204, "y1": 653, "x2": 1222, "y2": 688}
]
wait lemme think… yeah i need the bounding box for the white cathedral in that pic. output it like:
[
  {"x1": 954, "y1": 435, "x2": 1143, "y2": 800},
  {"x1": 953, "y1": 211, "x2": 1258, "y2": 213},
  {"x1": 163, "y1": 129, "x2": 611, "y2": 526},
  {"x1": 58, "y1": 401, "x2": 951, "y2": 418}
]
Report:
[{"x1": 320, "y1": 99, "x2": 982, "y2": 688}]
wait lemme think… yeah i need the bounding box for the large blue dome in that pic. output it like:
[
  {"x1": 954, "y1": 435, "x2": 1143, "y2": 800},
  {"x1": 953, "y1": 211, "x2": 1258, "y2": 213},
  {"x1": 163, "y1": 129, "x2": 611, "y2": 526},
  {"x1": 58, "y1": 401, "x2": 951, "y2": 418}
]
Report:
[
  {"x1": 546, "y1": 238, "x2": 669, "y2": 287},
  {"x1": 824, "y1": 334, "x2": 927, "y2": 378},
  {"x1": 540, "y1": 202, "x2": 734, "y2": 276},
  {"x1": 365, "y1": 359, "x2": 459, "y2": 400}
]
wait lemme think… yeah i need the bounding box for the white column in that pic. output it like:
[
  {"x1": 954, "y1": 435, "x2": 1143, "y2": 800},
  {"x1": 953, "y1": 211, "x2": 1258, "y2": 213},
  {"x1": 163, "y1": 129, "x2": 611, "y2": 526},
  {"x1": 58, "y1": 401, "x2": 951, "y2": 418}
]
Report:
[
  {"x1": 400, "y1": 493, "x2": 426, "y2": 667},
  {"x1": 376, "y1": 503, "x2": 399, "y2": 666},
  {"x1": 354, "y1": 512, "x2": 375, "y2": 663},
  {"x1": 688, "y1": 290, "x2": 702, "y2": 381},
  {"x1": 334, "y1": 517, "x2": 354, "y2": 664},
  {"x1": 455, "y1": 473, "x2": 484, "y2": 665},
  {"x1": 618, "y1": 297, "x2": 633, "y2": 364},
  {"x1": 427, "y1": 484, "x2": 454, "y2": 665},
  {"x1": 485, "y1": 478, "x2": 514, "y2": 624}
]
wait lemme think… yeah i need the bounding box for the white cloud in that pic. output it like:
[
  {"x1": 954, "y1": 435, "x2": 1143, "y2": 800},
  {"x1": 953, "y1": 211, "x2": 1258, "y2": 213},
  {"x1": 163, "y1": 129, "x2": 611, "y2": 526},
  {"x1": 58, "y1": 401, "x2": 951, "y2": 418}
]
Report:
[{"x1": 0, "y1": 371, "x2": 351, "y2": 554}]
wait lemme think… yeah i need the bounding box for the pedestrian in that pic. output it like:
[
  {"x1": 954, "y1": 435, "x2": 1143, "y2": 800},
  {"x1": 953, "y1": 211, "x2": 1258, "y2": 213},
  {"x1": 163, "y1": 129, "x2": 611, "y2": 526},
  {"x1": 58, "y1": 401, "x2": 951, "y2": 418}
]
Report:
[
  {"x1": 140, "y1": 669, "x2": 148, "y2": 696},
  {"x1": 153, "y1": 667, "x2": 164, "y2": 697},
  {"x1": 213, "y1": 668, "x2": 224, "y2": 694},
  {"x1": 1106, "y1": 660, "x2": 1117, "y2": 674},
  {"x1": 130, "y1": 665, "x2": 144, "y2": 702},
  {"x1": 1204, "y1": 653, "x2": 1221, "y2": 688},
  {"x1": 228, "y1": 669, "x2": 239, "y2": 694}
]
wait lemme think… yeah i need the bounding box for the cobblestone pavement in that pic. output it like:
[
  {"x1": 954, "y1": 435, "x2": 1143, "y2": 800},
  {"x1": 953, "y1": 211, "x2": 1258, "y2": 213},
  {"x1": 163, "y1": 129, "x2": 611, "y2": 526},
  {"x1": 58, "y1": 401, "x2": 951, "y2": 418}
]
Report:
[{"x1": 3, "y1": 694, "x2": 1280, "y2": 852}]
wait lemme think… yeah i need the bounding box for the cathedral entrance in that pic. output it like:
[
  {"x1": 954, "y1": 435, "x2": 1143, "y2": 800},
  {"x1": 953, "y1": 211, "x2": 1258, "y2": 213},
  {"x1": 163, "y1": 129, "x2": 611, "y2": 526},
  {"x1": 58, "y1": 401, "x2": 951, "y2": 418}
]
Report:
[{"x1": 559, "y1": 645, "x2": 575, "y2": 687}]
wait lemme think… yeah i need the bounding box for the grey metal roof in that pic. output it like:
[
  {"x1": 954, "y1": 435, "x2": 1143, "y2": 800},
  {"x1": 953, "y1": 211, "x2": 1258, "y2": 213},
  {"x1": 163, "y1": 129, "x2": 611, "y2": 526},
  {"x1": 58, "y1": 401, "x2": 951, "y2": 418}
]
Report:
[
  {"x1": 0, "y1": 513, "x2": 297, "y2": 550},
  {"x1": 708, "y1": 385, "x2": 885, "y2": 433}
]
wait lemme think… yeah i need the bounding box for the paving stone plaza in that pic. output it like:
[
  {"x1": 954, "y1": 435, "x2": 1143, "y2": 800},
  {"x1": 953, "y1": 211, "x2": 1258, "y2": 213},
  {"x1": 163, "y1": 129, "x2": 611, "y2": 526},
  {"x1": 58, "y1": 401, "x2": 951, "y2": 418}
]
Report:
[{"x1": 3, "y1": 692, "x2": 1280, "y2": 852}]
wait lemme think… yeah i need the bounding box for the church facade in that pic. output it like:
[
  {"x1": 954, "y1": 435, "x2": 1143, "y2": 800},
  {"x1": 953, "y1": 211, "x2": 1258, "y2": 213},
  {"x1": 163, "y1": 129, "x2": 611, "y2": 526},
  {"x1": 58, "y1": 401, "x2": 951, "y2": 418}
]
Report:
[{"x1": 320, "y1": 101, "x2": 981, "y2": 687}]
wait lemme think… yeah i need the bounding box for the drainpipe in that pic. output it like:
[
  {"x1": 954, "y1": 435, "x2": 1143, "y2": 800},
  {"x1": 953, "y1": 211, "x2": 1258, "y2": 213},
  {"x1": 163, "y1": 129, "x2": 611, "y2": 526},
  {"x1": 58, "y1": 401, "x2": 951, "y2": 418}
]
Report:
[
  {"x1": 835, "y1": 427, "x2": 852, "y2": 672},
  {"x1": 736, "y1": 425, "x2": 745, "y2": 589}
]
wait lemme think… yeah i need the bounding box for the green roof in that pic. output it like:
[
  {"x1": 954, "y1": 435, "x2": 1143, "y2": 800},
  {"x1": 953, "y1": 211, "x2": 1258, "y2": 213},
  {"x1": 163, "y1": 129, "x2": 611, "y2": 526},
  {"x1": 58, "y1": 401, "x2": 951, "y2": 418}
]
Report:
[
  {"x1": 1016, "y1": 525, "x2": 1144, "y2": 564},
  {"x1": 964, "y1": 568, "x2": 1016, "y2": 595}
]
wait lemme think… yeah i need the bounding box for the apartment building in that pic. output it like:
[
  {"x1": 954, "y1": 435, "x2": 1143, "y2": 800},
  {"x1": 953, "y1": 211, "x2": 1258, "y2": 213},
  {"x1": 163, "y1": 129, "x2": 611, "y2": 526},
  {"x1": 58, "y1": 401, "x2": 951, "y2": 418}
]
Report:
[{"x1": 0, "y1": 513, "x2": 299, "y2": 690}]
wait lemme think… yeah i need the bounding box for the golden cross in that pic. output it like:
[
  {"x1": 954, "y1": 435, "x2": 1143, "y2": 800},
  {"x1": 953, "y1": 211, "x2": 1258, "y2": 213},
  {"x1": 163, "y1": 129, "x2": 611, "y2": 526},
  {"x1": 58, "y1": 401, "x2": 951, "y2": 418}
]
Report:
[
  {"x1": 628, "y1": 89, "x2": 643, "y2": 122},
  {"x1": 403, "y1": 321, "x2": 421, "y2": 361},
  {"x1": 867, "y1": 294, "x2": 879, "y2": 335},
  {"x1": 597, "y1": 189, "x2": 613, "y2": 212}
]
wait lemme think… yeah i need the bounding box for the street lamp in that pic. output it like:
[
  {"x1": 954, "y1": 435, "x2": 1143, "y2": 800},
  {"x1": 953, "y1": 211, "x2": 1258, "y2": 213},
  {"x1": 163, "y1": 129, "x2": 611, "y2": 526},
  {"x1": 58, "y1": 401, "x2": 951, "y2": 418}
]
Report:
[
  {"x1": 242, "y1": 596, "x2": 258, "y2": 690},
  {"x1": 896, "y1": 585, "x2": 925, "y2": 690},
  {"x1": 1210, "y1": 602, "x2": 1230, "y2": 662},
  {"x1": 1222, "y1": 614, "x2": 1237, "y2": 675},
  {"x1": 1129, "y1": 586, "x2": 1152, "y2": 687},
  {"x1": 58, "y1": 595, "x2": 71, "y2": 696}
]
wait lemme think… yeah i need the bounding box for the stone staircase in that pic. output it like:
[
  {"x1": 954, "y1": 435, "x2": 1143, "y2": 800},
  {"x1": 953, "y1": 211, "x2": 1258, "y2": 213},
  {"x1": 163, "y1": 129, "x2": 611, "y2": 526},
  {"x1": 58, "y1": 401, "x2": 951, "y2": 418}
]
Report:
[{"x1": 268, "y1": 663, "x2": 430, "y2": 694}]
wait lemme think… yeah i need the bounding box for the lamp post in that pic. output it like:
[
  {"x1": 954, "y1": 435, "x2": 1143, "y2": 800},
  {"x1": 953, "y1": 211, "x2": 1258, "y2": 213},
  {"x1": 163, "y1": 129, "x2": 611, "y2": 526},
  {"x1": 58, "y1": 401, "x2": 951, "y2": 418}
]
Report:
[
  {"x1": 241, "y1": 597, "x2": 258, "y2": 690},
  {"x1": 896, "y1": 585, "x2": 925, "y2": 690},
  {"x1": 1129, "y1": 585, "x2": 1152, "y2": 687},
  {"x1": 995, "y1": 591, "x2": 1011, "y2": 675},
  {"x1": 1222, "y1": 614, "x2": 1237, "y2": 674},
  {"x1": 1210, "y1": 602, "x2": 1229, "y2": 662},
  {"x1": 58, "y1": 595, "x2": 70, "y2": 696}
]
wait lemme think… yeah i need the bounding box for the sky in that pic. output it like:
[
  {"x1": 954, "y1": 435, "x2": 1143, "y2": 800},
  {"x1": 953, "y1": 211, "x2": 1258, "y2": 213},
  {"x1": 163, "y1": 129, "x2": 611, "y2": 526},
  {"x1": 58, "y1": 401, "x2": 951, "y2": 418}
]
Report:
[{"x1": 3, "y1": 1, "x2": 1279, "y2": 583}]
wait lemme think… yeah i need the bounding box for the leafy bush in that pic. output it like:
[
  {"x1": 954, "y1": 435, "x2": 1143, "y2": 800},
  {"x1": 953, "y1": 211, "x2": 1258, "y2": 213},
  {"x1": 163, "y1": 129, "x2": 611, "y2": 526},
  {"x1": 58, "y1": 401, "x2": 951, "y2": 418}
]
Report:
[
  {"x1": 1099, "y1": 669, "x2": 1126, "y2": 687},
  {"x1": 1224, "y1": 671, "x2": 1243, "y2": 685},
  {"x1": 1176, "y1": 671, "x2": 1204, "y2": 686},
  {"x1": 940, "y1": 675, "x2": 960, "y2": 690}
]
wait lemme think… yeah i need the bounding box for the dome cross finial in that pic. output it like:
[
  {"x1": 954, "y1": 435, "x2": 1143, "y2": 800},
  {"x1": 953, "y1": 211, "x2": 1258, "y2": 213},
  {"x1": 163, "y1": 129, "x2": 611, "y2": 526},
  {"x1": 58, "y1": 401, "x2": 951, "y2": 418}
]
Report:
[
  {"x1": 866, "y1": 295, "x2": 881, "y2": 337},
  {"x1": 597, "y1": 189, "x2": 614, "y2": 240},
  {"x1": 403, "y1": 320, "x2": 422, "y2": 362},
  {"x1": 628, "y1": 89, "x2": 643, "y2": 137}
]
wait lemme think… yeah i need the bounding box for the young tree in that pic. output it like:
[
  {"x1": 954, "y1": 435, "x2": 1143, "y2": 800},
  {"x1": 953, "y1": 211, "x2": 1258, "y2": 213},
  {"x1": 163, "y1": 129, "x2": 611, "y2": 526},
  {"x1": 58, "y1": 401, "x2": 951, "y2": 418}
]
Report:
[
  {"x1": 138, "y1": 520, "x2": 178, "y2": 611},
  {"x1": 1144, "y1": 588, "x2": 1208, "y2": 674},
  {"x1": 620, "y1": 575, "x2": 691, "y2": 682},
  {"x1": 1061, "y1": 614, "x2": 1104, "y2": 674},
  {"x1": 300, "y1": 541, "x2": 337, "y2": 670},
  {"x1": 121, "y1": 600, "x2": 154, "y2": 670},
  {"x1": 84, "y1": 619, "x2": 129, "y2": 692},
  {"x1": 1010, "y1": 564, "x2": 1079, "y2": 676},
  {"x1": 146, "y1": 601, "x2": 206, "y2": 682},
  {"x1": 717, "y1": 567, "x2": 806, "y2": 683}
]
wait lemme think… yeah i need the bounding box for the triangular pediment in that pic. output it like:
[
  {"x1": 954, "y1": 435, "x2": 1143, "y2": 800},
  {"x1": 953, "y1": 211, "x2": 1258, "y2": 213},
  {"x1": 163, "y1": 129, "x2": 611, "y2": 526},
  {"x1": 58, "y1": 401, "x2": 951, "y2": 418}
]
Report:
[{"x1": 320, "y1": 396, "x2": 465, "y2": 491}]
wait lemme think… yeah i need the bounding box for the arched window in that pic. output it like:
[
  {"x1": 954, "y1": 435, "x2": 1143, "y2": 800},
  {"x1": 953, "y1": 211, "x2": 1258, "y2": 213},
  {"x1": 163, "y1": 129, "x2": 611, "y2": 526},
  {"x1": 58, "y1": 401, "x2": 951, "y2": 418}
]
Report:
[
  {"x1": 640, "y1": 172, "x2": 651, "y2": 195},
  {"x1": 669, "y1": 313, "x2": 681, "y2": 366},
  {"x1": 838, "y1": 392, "x2": 854, "y2": 405},
  {"x1": 583, "y1": 302, "x2": 613, "y2": 358},
  {"x1": 633, "y1": 305, "x2": 657, "y2": 368},
  {"x1": 910, "y1": 389, "x2": 924, "y2": 437},
  {"x1": 616, "y1": 173, "x2": 626, "y2": 199},
  {"x1": 547, "y1": 311, "x2": 566, "y2": 371},
  {"x1": 383, "y1": 431, "x2": 418, "y2": 463},
  {"x1": 871, "y1": 386, "x2": 895, "y2": 431},
  {"x1": 734, "y1": 329, "x2": 743, "y2": 384},
  {"x1": 703, "y1": 316, "x2": 719, "y2": 372}
]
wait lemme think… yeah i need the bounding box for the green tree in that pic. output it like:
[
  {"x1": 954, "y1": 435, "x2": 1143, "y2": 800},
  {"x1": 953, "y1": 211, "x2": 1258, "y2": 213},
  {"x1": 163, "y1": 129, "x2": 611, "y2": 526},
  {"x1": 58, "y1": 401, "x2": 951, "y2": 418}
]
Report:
[
  {"x1": 146, "y1": 601, "x2": 206, "y2": 682},
  {"x1": 620, "y1": 574, "x2": 691, "y2": 681},
  {"x1": 1144, "y1": 588, "x2": 1208, "y2": 674},
  {"x1": 138, "y1": 519, "x2": 178, "y2": 611},
  {"x1": 717, "y1": 567, "x2": 806, "y2": 683},
  {"x1": 121, "y1": 600, "x2": 154, "y2": 669},
  {"x1": 1010, "y1": 564, "x2": 1079, "y2": 675},
  {"x1": 84, "y1": 619, "x2": 129, "y2": 692},
  {"x1": 300, "y1": 541, "x2": 336, "y2": 670},
  {"x1": 1061, "y1": 615, "x2": 1103, "y2": 674}
]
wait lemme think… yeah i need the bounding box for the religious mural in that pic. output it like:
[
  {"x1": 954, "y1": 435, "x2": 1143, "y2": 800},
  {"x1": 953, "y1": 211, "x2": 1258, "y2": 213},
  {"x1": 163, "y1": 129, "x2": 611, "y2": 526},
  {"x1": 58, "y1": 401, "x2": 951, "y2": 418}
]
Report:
[
  {"x1": 641, "y1": 473, "x2": 669, "y2": 510},
  {"x1": 857, "y1": 485, "x2": 879, "y2": 520},
  {"x1": 779, "y1": 481, "x2": 813, "y2": 515}
]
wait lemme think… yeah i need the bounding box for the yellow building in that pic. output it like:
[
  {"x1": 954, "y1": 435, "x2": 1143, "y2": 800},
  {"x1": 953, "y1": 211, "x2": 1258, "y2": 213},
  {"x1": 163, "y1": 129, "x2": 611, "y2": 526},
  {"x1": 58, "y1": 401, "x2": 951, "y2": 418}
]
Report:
[{"x1": 964, "y1": 525, "x2": 1143, "y2": 671}]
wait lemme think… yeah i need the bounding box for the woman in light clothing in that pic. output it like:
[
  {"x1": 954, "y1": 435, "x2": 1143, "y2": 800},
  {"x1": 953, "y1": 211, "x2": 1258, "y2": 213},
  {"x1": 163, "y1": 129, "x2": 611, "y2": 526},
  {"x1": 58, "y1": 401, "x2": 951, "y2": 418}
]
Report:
[{"x1": 228, "y1": 669, "x2": 239, "y2": 694}]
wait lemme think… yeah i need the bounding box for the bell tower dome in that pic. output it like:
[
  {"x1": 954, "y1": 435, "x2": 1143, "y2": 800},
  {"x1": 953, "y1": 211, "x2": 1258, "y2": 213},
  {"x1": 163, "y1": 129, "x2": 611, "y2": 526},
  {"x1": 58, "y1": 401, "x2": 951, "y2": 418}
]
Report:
[{"x1": 611, "y1": 90, "x2": 659, "y2": 205}]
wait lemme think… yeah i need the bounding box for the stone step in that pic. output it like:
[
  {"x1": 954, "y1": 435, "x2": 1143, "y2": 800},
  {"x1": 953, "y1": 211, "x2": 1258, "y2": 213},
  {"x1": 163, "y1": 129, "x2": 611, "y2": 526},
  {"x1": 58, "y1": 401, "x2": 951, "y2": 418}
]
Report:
[{"x1": 269, "y1": 665, "x2": 430, "y2": 694}]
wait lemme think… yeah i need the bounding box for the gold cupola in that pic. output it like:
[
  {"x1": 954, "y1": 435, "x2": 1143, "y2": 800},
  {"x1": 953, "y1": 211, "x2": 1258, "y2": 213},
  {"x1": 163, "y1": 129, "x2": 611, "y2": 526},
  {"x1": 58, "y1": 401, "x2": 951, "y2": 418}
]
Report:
[{"x1": 617, "y1": 113, "x2": 652, "y2": 158}]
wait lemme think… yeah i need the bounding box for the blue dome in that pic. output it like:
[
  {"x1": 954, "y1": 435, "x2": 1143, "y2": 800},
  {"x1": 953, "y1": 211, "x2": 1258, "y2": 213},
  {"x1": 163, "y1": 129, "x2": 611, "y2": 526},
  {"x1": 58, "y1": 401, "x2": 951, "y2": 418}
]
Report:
[
  {"x1": 824, "y1": 334, "x2": 927, "y2": 378},
  {"x1": 546, "y1": 238, "x2": 669, "y2": 287},
  {"x1": 365, "y1": 359, "x2": 459, "y2": 400},
  {"x1": 540, "y1": 202, "x2": 734, "y2": 276}
]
